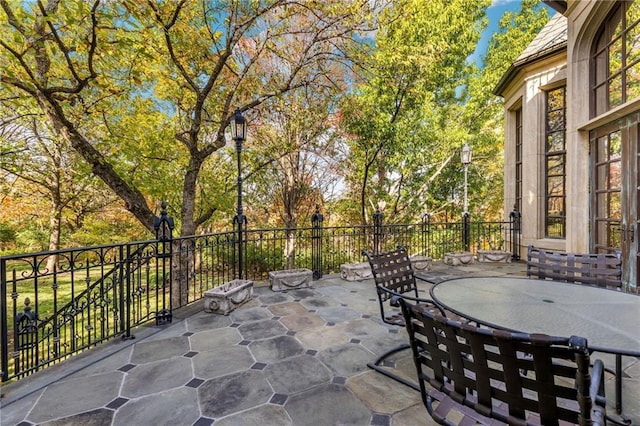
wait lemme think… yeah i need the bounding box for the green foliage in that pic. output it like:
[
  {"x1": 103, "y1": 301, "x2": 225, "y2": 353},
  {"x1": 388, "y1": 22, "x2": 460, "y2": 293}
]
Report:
[
  {"x1": 0, "y1": 0, "x2": 552, "y2": 254},
  {"x1": 0, "y1": 0, "x2": 379, "y2": 242},
  {"x1": 460, "y1": 0, "x2": 550, "y2": 219},
  {"x1": 340, "y1": 0, "x2": 490, "y2": 224},
  {"x1": 68, "y1": 211, "x2": 150, "y2": 247},
  {"x1": 0, "y1": 221, "x2": 17, "y2": 250},
  {"x1": 484, "y1": 0, "x2": 551, "y2": 80},
  {"x1": 14, "y1": 227, "x2": 48, "y2": 253},
  {"x1": 246, "y1": 90, "x2": 344, "y2": 229}
]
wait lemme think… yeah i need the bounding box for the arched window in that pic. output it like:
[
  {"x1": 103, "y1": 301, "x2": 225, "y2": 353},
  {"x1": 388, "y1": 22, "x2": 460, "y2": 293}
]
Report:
[{"x1": 591, "y1": 1, "x2": 640, "y2": 117}]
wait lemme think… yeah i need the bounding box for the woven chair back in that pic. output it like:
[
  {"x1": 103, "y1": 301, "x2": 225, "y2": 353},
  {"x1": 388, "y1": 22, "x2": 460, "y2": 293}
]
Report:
[{"x1": 400, "y1": 299, "x2": 600, "y2": 425}]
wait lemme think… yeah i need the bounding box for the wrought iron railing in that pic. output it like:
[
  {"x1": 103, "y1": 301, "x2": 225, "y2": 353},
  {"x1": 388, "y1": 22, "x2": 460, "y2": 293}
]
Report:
[{"x1": 1, "y1": 209, "x2": 521, "y2": 382}]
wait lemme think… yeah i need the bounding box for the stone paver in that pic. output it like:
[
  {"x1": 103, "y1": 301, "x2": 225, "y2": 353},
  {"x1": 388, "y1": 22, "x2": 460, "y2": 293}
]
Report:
[
  {"x1": 248, "y1": 335, "x2": 305, "y2": 363},
  {"x1": 130, "y1": 335, "x2": 190, "y2": 364},
  {"x1": 392, "y1": 403, "x2": 439, "y2": 426},
  {"x1": 315, "y1": 306, "x2": 361, "y2": 323},
  {"x1": 66, "y1": 346, "x2": 133, "y2": 379},
  {"x1": 359, "y1": 329, "x2": 410, "y2": 357},
  {"x1": 198, "y1": 370, "x2": 273, "y2": 419},
  {"x1": 0, "y1": 389, "x2": 42, "y2": 425},
  {"x1": 27, "y1": 372, "x2": 123, "y2": 423},
  {"x1": 41, "y1": 408, "x2": 114, "y2": 426},
  {"x1": 295, "y1": 324, "x2": 349, "y2": 350},
  {"x1": 299, "y1": 296, "x2": 332, "y2": 309},
  {"x1": 285, "y1": 383, "x2": 372, "y2": 426},
  {"x1": 257, "y1": 292, "x2": 291, "y2": 305},
  {"x1": 335, "y1": 317, "x2": 389, "y2": 338},
  {"x1": 263, "y1": 355, "x2": 332, "y2": 394},
  {"x1": 121, "y1": 356, "x2": 193, "y2": 398},
  {"x1": 1, "y1": 261, "x2": 638, "y2": 426},
  {"x1": 229, "y1": 306, "x2": 273, "y2": 323},
  {"x1": 189, "y1": 327, "x2": 242, "y2": 352},
  {"x1": 185, "y1": 312, "x2": 231, "y2": 332},
  {"x1": 192, "y1": 345, "x2": 255, "y2": 379},
  {"x1": 279, "y1": 312, "x2": 326, "y2": 331},
  {"x1": 267, "y1": 301, "x2": 309, "y2": 316},
  {"x1": 347, "y1": 371, "x2": 421, "y2": 414},
  {"x1": 115, "y1": 387, "x2": 200, "y2": 426},
  {"x1": 237, "y1": 318, "x2": 288, "y2": 340},
  {"x1": 214, "y1": 404, "x2": 294, "y2": 426},
  {"x1": 317, "y1": 343, "x2": 374, "y2": 377}
]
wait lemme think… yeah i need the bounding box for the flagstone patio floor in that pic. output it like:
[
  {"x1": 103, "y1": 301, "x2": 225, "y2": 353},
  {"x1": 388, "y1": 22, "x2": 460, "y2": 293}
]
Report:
[{"x1": 1, "y1": 261, "x2": 638, "y2": 425}]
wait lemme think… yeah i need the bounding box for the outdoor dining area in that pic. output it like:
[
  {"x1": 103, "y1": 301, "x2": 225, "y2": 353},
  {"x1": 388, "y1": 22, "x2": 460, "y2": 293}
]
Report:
[{"x1": 1, "y1": 257, "x2": 638, "y2": 426}]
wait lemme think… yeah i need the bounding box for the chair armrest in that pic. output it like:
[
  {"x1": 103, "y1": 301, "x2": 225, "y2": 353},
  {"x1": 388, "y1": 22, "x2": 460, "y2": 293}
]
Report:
[{"x1": 590, "y1": 359, "x2": 607, "y2": 426}]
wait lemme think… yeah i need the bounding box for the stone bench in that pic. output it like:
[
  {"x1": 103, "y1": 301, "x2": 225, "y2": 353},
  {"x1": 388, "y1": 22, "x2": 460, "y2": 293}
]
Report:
[
  {"x1": 443, "y1": 252, "x2": 474, "y2": 266},
  {"x1": 410, "y1": 255, "x2": 433, "y2": 272},
  {"x1": 204, "y1": 279, "x2": 254, "y2": 315},
  {"x1": 340, "y1": 262, "x2": 372, "y2": 281},
  {"x1": 269, "y1": 268, "x2": 313, "y2": 291},
  {"x1": 477, "y1": 249, "x2": 511, "y2": 263}
]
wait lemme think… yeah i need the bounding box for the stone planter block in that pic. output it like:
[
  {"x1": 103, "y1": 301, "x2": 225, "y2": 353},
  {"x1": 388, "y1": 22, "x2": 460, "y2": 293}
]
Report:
[
  {"x1": 340, "y1": 262, "x2": 372, "y2": 281},
  {"x1": 204, "y1": 279, "x2": 254, "y2": 315},
  {"x1": 410, "y1": 255, "x2": 433, "y2": 272},
  {"x1": 477, "y1": 250, "x2": 511, "y2": 263},
  {"x1": 269, "y1": 269, "x2": 313, "y2": 292},
  {"x1": 444, "y1": 252, "x2": 475, "y2": 266}
]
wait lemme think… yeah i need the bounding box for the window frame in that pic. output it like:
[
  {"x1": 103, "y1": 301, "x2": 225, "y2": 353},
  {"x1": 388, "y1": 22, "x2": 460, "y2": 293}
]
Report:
[
  {"x1": 544, "y1": 86, "x2": 567, "y2": 239},
  {"x1": 591, "y1": 0, "x2": 640, "y2": 117},
  {"x1": 515, "y1": 107, "x2": 523, "y2": 215}
]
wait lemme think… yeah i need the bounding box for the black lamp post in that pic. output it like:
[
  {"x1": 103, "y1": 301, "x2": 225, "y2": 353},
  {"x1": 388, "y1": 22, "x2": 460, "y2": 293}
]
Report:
[
  {"x1": 231, "y1": 108, "x2": 247, "y2": 279},
  {"x1": 460, "y1": 143, "x2": 472, "y2": 251},
  {"x1": 461, "y1": 142, "x2": 472, "y2": 216}
]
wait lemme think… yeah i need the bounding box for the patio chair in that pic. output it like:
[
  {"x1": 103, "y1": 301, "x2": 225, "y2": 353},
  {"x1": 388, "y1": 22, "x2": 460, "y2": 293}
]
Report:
[
  {"x1": 399, "y1": 297, "x2": 608, "y2": 426},
  {"x1": 527, "y1": 245, "x2": 629, "y2": 417},
  {"x1": 362, "y1": 246, "x2": 445, "y2": 390},
  {"x1": 526, "y1": 245, "x2": 622, "y2": 289},
  {"x1": 362, "y1": 247, "x2": 421, "y2": 326}
]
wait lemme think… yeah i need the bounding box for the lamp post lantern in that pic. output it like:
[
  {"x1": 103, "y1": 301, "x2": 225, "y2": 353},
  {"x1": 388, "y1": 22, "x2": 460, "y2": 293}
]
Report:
[
  {"x1": 231, "y1": 108, "x2": 247, "y2": 279},
  {"x1": 460, "y1": 143, "x2": 472, "y2": 215},
  {"x1": 460, "y1": 143, "x2": 472, "y2": 251}
]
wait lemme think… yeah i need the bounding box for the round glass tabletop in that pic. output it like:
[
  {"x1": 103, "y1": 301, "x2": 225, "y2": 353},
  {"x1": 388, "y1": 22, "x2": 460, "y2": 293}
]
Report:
[{"x1": 430, "y1": 276, "x2": 640, "y2": 355}]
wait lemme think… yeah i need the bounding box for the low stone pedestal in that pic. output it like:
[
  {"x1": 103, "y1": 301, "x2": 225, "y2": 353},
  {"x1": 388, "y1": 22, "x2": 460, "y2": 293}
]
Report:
[
  {"x1": 269, "y1": 268, "x2": 313, "y2": 292},
  {"x1": 340, "y1": 262, "x2": 372, "y2": 281},
  {"x1": 410, "y1": 256, "x2": 432, "y2": 272},
  {"x1": 444, "y1": 252, "x2": 475, "y2": 266},
  {"x1": 204, "y1": 279, "x2": 254, "y2": 315},
  {"x1": 477, "y1": 250, "x2": 511, "y2": 263}
]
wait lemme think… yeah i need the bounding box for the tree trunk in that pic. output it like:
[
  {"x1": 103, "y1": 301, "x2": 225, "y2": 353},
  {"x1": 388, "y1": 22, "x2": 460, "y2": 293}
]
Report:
[
  {"x1": 170, "y1": 239, "x2": 192, "y2": 309},
  {"x1": 45, "y1": 207, "x2": 62, "y2": 272},
  {"x1": 179, "y1": 157, "x2": 201, "y2": 237},
  {"x1": 37, "y1": 94, "x2": 157, "y2": 233},
  {"x1": 285, "y1": 228, "x2": 296, "y2": 270}
]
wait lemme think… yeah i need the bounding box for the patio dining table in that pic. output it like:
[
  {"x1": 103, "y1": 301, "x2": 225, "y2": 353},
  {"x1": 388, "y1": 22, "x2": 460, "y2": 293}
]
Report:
[{"x1": 429, "y1": 276, "x2": 640, "y2": 417}]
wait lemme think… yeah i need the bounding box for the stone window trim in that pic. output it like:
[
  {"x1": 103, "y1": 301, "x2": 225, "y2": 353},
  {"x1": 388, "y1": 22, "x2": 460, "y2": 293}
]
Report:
[{"x1": 590, "y1": 0, "x2": 640, "y2": 117}]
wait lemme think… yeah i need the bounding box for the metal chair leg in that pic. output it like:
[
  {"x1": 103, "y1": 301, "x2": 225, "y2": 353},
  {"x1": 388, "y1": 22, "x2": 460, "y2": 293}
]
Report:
[
  {"x1": 616, "y1": 354, "x2": 622, "y2": 414},
  {"x1": 598, "y1": 354, "x2": 631, "y2": 426},
  {"x1": 366, "y1": 343, "x2": 419, "y2": 391}
]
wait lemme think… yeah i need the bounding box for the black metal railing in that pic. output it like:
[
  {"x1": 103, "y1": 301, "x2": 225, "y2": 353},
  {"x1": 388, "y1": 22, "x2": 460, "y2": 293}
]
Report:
[{"x1": 1, "y1": 209, "x2": 521, "y2": 382}]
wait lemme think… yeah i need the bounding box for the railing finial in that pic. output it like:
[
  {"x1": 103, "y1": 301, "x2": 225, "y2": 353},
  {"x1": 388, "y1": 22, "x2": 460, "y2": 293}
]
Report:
[
  {"x1": 154, "y1": 201, "x2": 175, "y2": 241},
  {"x1": 312, "y1": 205, "x2": 324, "y2": 226}
]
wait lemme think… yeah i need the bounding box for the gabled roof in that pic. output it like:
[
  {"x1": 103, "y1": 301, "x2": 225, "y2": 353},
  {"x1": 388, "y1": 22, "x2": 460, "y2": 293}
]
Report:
[
  {"x1": 493, "y1": 13, "x2": 567, "y2": 96},
  {"x1": 514, "y1": 13, "x2": 567, "y2": 66},
  {"x1": 543, "y1": 0, "x2": 568, "y2": 14}
]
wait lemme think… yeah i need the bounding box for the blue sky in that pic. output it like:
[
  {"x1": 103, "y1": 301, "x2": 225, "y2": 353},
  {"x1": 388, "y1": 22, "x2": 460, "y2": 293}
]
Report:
[{"x1": 471, "y1": 0, "x2": 553, "y2": 65}]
